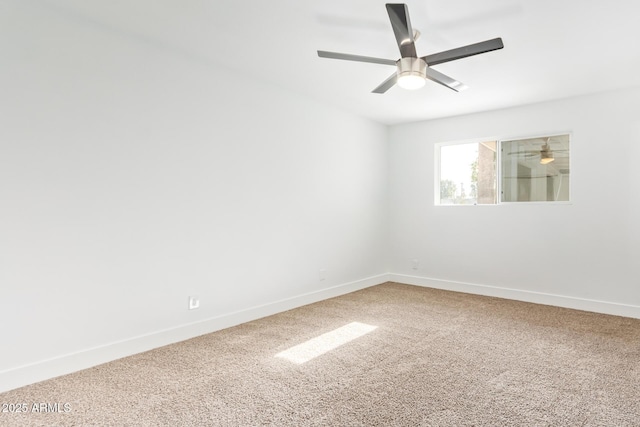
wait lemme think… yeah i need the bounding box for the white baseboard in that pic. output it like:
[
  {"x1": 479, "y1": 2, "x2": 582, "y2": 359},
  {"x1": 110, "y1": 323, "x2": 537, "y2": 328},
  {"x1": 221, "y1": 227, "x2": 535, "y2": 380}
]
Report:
[
  {"x1": 0, "y1": 273, "x2": 390, "y2": 394},
  {"x1": 390, "y1": 273, "x2": 640, "y2": 320}
]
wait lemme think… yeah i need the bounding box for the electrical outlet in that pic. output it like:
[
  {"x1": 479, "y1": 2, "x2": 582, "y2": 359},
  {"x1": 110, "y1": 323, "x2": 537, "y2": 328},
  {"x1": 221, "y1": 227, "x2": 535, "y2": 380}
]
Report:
[
  {"x1": 319, "y1": 268, "x2": 327, "y2": 281},
  {"x1": 411, "y1": 259, "x2": 419, "y2": 270},
  {"x1": 188, "y1": 296, "x2": 200, "y2": 310}
]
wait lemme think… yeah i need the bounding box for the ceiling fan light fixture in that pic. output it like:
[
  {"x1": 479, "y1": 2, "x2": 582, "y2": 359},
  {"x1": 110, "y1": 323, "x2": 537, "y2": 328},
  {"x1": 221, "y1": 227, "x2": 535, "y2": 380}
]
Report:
[
  {"x1": 397, "y1": 57, "x2": 426, "y2": 90},
  {"x1": 540, "y1": 151, "x2": 555, "y2": 164},
  {"x1": 397, "y1": 74, "x2": 425, "y2": 90}
]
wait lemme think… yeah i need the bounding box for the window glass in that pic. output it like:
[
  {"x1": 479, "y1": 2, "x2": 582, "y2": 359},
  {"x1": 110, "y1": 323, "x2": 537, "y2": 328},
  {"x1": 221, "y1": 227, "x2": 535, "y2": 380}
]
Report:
[
  {"x1": 438, "y1": 141, "x2": 497, "y2": 205},
  {"x1": 500, "y1": 134, "x2": 570, "y2": 202}
]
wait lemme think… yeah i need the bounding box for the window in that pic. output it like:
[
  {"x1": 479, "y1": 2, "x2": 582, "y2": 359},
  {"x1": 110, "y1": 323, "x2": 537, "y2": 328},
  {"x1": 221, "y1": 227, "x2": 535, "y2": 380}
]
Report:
[{"x1": 436, "y1": 134, "x2": 570, "y2": 205}]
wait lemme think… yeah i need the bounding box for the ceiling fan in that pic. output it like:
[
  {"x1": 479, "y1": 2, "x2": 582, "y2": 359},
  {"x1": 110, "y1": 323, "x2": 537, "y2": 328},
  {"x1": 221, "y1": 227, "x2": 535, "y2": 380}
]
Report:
[
  {"x1": 507, "y1": 138, "x2": 569, "y2": 165},
  {"x1": 317, "y1": 3, "x2": 504, "y2": 93}
]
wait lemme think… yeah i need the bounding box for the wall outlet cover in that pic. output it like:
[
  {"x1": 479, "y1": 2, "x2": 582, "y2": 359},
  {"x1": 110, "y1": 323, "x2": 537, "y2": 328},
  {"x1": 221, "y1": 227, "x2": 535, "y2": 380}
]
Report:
[{"x1": 188, "y1": 296, "x2": 200, "y2": 310}]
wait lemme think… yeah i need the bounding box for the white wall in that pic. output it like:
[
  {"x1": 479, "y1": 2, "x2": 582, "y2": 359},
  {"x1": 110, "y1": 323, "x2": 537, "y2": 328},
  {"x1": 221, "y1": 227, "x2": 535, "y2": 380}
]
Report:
[
  {"x1": 0, "y1": 3, "x2": 388, "y2": 391},
  {"x1": 389, "y1": 87, "x2": 640, "y2": 315}
]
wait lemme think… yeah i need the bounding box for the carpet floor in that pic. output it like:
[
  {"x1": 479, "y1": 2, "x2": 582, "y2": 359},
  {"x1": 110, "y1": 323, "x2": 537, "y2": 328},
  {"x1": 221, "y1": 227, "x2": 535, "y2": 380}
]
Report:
[{"x1": 1, "y1": 282, "x2": 639, "y2": 426}]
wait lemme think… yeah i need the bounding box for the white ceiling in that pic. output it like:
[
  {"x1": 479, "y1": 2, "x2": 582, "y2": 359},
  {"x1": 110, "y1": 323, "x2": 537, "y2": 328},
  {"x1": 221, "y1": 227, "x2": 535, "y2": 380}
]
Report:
[{"x1": 4, "y1": 0, "x2": 640, "y2": 125}]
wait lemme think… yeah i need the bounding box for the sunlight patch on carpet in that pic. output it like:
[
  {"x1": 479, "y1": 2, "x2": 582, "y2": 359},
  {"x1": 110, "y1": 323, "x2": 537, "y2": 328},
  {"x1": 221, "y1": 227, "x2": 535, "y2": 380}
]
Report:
[{"x1": 275, "y1": 321, "x2": 378, "y2": 364}]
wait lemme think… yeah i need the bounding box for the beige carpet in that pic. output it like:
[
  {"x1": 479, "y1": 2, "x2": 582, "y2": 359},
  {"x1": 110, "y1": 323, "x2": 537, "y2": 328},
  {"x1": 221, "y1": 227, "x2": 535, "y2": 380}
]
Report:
[{"x1": 1, "y1": 282, "x2": 639, "y2": 426}]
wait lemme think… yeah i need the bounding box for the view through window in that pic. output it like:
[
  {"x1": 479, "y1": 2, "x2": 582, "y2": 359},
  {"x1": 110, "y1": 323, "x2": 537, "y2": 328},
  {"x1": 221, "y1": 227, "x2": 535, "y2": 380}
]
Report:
[{"x1": 438, "y1": 141, "x2": 497, "y2": 205}]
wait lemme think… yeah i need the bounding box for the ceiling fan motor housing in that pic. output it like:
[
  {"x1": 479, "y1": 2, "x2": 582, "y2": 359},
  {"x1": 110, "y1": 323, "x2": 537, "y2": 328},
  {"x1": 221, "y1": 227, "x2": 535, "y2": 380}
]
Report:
[{"x1": 396, "y1": 57, "x2": 427, "y2": 90}]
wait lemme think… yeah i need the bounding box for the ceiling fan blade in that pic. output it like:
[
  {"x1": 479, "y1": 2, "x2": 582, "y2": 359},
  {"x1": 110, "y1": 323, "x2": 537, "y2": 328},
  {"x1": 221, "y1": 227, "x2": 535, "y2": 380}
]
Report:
[
  {"x1": 386, "y1": 4, "x2": 417, "y2": 58},
  {"x1": 422, "y1": 38, "x2": 504, "y2": 66},
  {"x1": 372, "y1": 73, "x2": 398, "y2": 94},
  {"x1": 508, "y1": 152, "x2": 539, "y2": 157},
  {"x1": 424, "y1": 67, "x2": 468, "y2": 92},
  {"x1": 317, "y1": 50, "x2": 397, "y2": 66}
]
